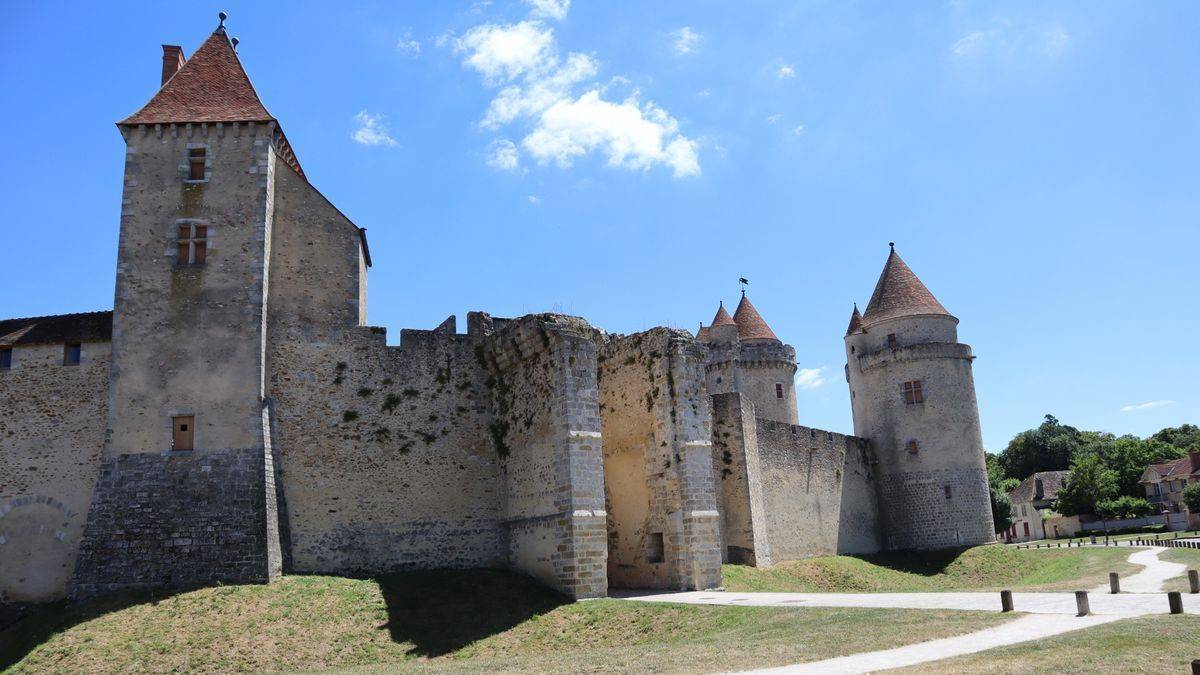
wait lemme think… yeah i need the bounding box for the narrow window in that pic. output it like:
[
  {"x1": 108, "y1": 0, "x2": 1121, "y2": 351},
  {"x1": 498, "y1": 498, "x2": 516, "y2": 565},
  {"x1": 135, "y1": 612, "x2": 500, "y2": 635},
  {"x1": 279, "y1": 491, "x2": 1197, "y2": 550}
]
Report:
[
  {"x1": 176, "y1": 223, "x2": 209, "y2": 265},
  {"x1": 646, "y1": 532, "x2": 665, "y2": 563},
  {"x1": 907, "y1": 440, "x2": 919, "y2": 454},
  {"x1": 0, "y1": 347, "x2": 11, "y2": 370},
  {"x1": 903, "y1": 380, "x2": 923, "y2": 405},
  {"x1": 887, "y1": 333, "x2": 898, "y2": 348},
  {"x1": 1023, "y1": 522, "x2": 1030, "y2": 537},
  {"x1": 775, "y1": 383, "x2": 784, "y2": 399},
  {"x1": 188, "y1": 147, "x2": 207, "y2": 180},
  {"x1": 172, "y1": 415, "x2": 195, "y2": 451},
  {"x1": 944, "y1": 485, "x2": 953, "y2": 499},
  {"x1": 63, "y1": 343, "x2": 81, "y2": 366}
]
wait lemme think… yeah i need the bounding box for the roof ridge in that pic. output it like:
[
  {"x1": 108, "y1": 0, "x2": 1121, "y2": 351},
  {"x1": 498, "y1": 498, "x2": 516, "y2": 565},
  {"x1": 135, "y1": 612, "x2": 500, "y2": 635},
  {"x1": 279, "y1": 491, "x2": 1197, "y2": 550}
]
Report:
[{"x1": 0, "y1": 309, "x2": 113, "y2": 324}]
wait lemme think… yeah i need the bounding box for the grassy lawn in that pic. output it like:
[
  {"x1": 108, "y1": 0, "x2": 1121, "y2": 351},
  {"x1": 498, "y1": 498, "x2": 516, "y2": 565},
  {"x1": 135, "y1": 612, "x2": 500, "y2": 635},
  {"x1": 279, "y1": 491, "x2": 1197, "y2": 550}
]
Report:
[
  {"x1": 723, "y1": 544, "x2": 1143, "y2": 593},
  {"x1": 1162, "y1": 547, "x2": 1200, "y2": 593},
  {"x1": 891, "y1": 614, "x2": 1200, "y2": 674},
  {"x1": 0, "y1": 571, "x2": 1007, "y2": 674}
]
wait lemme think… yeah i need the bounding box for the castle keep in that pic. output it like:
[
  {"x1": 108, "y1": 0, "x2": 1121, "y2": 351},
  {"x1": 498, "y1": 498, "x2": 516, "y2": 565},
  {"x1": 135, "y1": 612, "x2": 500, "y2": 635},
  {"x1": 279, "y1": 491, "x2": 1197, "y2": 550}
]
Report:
[{"x1": 0, "y1": 20, "x2": 994, "y2": 604}]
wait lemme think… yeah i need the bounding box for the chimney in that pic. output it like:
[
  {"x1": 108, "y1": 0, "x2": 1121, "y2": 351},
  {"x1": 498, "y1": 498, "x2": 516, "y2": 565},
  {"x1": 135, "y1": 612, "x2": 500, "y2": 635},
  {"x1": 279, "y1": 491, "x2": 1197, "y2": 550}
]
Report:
[
  {"x1": 1190, "y1": 450, "x2": 1200, "y2": 473},
  {"x1": 1034, "y1": 478, "x2": 1044, "y2": 500},
  {"x1": 161, "y1": 45, "x2": 185, "y2": 86}
]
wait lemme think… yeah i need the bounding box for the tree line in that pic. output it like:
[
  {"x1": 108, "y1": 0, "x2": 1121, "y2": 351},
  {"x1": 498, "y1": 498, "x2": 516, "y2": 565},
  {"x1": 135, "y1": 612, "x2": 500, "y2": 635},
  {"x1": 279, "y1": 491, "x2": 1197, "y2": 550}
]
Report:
[{"x1": 985, "y1": 416, "x2": 1200, "y2": 534}]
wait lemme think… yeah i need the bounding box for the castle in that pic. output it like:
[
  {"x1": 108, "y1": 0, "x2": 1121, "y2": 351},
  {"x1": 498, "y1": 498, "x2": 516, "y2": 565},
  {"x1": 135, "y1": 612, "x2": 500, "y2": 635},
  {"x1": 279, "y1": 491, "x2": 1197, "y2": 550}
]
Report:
[{"x1": 0, "y1": 19, "x2": 994, "y2": 604}]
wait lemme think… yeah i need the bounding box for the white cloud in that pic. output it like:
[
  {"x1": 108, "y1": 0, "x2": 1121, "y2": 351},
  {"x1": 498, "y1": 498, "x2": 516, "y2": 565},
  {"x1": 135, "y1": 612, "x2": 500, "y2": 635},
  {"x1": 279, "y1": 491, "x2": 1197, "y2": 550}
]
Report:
[
  {"x1": 792, "y1": 124, "x2": 806, "y2": 136},
  {"x1": 397, "y1": 32, "x2": 420, "y2": 57},
  {"x1": 525, "y1": 0, "x2": 570, "y2": 20},
  {"x1": 456, "y1": 14, "x2": 700, "y2": 178},
  {"x1": 795, "y1": 367, "x2": 827, "y2": 390},
  {"x1": 487, "y1": 139, "x2": 520, "y2": 171},
  {"x1": 951, "y1": 24, "x2": 1070, "y2": 60},
  {"x1": 777, "y1": 64, "x2": 796, "y2": 79},
  {"x1": 1120, "y1": 400, "x2": 1175, "y2": 412},
  {"x1": 672, "y1": 27, "x2": 702, "y2": 55},
  {"x1": 696, "y1": 89, "x2": 711, "y2": 98},
  {"x1": 527, "y1": 195, "x2": 543, "y2": 205},
  {"x1": 765, "y1": 113, "x2": 782, "y2": 124},
  {"x1": 351, "y1": 111, "x2": 398, "y2": 147}
]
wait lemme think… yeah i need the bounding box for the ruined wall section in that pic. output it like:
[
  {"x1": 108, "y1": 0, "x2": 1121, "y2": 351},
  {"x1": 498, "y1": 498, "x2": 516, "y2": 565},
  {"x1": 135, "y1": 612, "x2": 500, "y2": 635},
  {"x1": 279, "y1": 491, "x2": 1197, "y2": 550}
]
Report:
[
  {"x1": 479, "y1": 314, "x2": 607, "y2": 599},
  {"x1": 710, "y1": 392, "x2": 772, "y2": 565},
  {"x1": 598, "y1": 330, "x2": 721, "y2": 591},
  {"x1": 0, "y1": 343, "x2": 109, "y2": 602},
  {"x1": 837, "y1": 441, "x2": 881, "y2": 555}
]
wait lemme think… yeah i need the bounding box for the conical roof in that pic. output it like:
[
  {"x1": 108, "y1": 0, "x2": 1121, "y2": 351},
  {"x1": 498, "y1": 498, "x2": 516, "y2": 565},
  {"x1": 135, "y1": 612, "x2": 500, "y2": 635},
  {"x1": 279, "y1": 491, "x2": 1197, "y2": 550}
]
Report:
[
  {"x1": 861, "y1": 245, "x2": 952, "y2": 325},
  {"x1": 733, "y1": 294, "x2": 779, "y2": 342},
  {"x1": 710, "y1": 302, "x2": 735, "y2": 326},
  {"x1": 120, "y1": 29, "x2": 274, "y2": 126},
  {"x1": 846, "y1": 304, "x2": 863, "y2": 335}
]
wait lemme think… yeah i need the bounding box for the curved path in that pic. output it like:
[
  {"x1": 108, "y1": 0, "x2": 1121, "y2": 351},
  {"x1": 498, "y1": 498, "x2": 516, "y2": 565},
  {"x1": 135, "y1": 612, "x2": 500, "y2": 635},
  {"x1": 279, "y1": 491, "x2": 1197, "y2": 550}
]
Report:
[{"x1": 617, "y1": 547, "x2": 1194, "y2": 674}]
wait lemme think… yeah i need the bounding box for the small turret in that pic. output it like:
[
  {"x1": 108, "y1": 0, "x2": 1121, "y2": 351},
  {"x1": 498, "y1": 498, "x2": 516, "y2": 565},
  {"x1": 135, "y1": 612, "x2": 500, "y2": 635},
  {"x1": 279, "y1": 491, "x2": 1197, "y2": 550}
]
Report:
[
  {"x1": 699, "y1": 293, "x2": 797, "y2": 424},
  {"x1": 845, "y1": 304, "x2": 863, "y2": 336}
]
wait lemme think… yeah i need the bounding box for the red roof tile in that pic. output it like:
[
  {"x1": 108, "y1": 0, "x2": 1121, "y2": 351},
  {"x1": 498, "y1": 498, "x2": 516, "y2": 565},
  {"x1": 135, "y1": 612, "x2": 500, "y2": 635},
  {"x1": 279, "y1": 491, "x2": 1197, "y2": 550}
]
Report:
[
  {"x1": 733, "y1": 294, "x2": 778, "y2": 342},
  {"x1": 0, "y1": 311, "x2": 113, "y2": 346},
  {"x1": 861, "y1": 246, "x2": 953, "y2": 326},
  {"x1": 846, "y1": 305, "x2": 863, "y2": 335},
  {"x1": 710, "y1": 302, "x2": 735, "y2": 327},
  {"x1": 1148, "y1": 455, "x2": 1200, "y2": 479},
  {"x1": 121, "y1": 29, "x2": 273, "y2": 126}
]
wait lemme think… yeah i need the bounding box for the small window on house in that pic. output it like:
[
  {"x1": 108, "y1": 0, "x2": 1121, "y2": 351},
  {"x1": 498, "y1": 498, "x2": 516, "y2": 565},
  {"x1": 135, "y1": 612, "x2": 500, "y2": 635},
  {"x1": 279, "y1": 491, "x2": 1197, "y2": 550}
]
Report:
[
  {"x1": 172, "y1": 415, "x2": 195, "y2": 451},
  {"x1": 63, "y1": 343, "x2": 81, "y2": 366},
  {"x1": 775, "y1": 383, "x2": 784, "y2": 399},
  {"x1": 887, "y1": 333, "x2": 898, "y2": 348},
  {"x1": 944, "y1": 485, "x2": 953, "y2": 499},
  {"x1": 907, "y1": 440, "x2": 919, "y2": 454},
  {"x1": 903, "y1": 380, "x2": 923, "y2": 404},
  {"x1": 0, "y1": 347, "x2": 11, "y2": 370},
  {"x1": 188, "y1": 147, "x2": 207, "y2": 181},
  {"x1": 176, "y1": 223, "x2": 209, "y2": 265},
  {"x1": 646, "y1": 532, "x2": 665, "y2": 563}
]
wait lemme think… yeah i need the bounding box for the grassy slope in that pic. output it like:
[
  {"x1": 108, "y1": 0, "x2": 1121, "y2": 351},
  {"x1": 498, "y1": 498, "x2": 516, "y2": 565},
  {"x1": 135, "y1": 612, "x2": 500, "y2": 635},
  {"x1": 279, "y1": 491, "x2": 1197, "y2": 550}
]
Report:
[
  {"x1": 1162, "y1": 547, "x2": 1200, "y2": 593},
  {"x1": 723, "y1": 545, "x2": 1142, "y2": 593},
  {"x1": 892, "y1": 615, "x2": 1200, "y2": 674},
  {"x1": 1, "y1": 572, "x2": 1005, "y2": 674}
]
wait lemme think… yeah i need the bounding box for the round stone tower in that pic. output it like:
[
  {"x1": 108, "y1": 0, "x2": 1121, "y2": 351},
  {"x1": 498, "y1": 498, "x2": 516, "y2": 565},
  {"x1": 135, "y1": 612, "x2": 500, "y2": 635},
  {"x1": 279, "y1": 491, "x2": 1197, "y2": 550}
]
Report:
[
  {"x1": 699, "y1": 294, "x2": 798, "y2": 425},
  {"x1": 844, "y1": 245, "x2": 993, "y2": 550}
]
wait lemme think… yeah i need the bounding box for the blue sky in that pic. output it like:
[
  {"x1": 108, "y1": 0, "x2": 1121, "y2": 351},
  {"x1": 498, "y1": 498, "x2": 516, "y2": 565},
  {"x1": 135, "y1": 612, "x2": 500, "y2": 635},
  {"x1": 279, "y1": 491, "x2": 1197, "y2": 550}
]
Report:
[{"x1": 2, "y1": 1, "x2": 1197, "y2": 451}]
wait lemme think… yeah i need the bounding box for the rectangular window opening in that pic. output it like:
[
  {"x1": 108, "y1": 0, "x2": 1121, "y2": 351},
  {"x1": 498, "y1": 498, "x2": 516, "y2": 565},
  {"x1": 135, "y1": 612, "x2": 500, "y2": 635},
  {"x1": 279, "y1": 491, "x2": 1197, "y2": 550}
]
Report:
[
  {"x1": 188, "y1": 147, "x2": 207, "y2": 180},
  {"x1": 944, "y1": 485, "x2": 953, "y2": 499},
  {"x1": 646, "y1": 532, "x2": 665, "y2": 563},
  {"x1": 775, "y1": 383, "x2": 784, "y2": 399},
  {"x1": 887, "y1": 333, "x2": 898, "y2": 348},
  {"x1": 63, "y1": 343, "x2": 81, "y2": 366},
  {"x1": 903, "y1": 380, "x2": 924, "y2": 405},
  {"x1": 907, "y1": 440, "x2": 919, "y2": 454},
  {"x1": 176, "y1": 222, "x2": 209, "y2": 265},
  {"x1": 172, "y1": 415, "x2": 195, "y2": 451},
  {"x1": 0, "y1": 347, "x2": 11, "y2": 370}
]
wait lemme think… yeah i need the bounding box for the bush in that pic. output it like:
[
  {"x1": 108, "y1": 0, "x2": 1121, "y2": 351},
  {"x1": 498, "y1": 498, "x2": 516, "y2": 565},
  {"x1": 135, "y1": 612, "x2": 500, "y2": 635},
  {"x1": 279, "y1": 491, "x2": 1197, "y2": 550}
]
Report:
[
  {"x1": 1184, "y1": 482, "x2": 1200, "y2": 514},
  {"x1": 1095, "y1": 495, "x2": 1155, "y2": 521}
]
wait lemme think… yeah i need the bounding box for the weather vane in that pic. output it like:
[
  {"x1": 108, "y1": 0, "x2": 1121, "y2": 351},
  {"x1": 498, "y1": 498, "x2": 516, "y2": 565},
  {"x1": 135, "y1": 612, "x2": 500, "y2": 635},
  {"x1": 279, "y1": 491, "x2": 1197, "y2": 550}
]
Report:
[{"x1": 739, "y1": 277, "x2": 749, "y2": 295}]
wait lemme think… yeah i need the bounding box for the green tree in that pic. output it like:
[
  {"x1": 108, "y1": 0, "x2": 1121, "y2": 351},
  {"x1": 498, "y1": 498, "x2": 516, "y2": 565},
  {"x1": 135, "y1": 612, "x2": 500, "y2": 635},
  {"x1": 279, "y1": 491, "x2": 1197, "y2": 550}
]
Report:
[
  {"x1": 997, "y1": 415, "x2": 1083, "y2": 480},
  {"x1": 1150, "y1": 424, "x2": 1200, "y2": 452},
  {"x1": 1081, "y1": 435, "x2": 1185, "y2": 498},
  {"x1": 1095, "y1": 495, "x2": 1155, "y2": 521},
  {"x1": 990, "y1": 487, "x2": 1014, "y2": 534},
  {"x1": 1053, "y1": 454, "x2": 1118, "y2": 517},
  {"x1": 1184, "y1": 482, "x2": 1200, "y2": 514}
]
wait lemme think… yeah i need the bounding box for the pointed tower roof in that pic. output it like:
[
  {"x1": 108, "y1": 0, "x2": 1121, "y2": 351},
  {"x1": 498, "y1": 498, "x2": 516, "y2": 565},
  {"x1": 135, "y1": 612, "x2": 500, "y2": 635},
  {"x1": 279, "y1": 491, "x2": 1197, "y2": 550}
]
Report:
[
  {"x1": 711, "y1": 301, "x2": 736, "y2": 327},
  {"x1": 846, "y1": 304, "x2": 863, "y2": 335},
  {"x1": 861, "y1": 244, "x2": 953, "y2": 326},
  {"x1": 120, "y1": 29, "x2": 273, "y2": 126},
  {"x1": 733, "y1": 293, "x2": 779, "y2": 342}
]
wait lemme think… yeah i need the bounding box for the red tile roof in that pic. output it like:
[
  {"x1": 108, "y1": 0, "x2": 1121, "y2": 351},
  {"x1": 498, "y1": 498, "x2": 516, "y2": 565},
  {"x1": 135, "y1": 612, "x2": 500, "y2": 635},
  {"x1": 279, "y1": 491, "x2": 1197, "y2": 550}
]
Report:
[
  {"x1": 121, "y1": 29, "x2": 273, "y2": 126},
  {"x1": 862, "y1": 246, "x2": 953, "y2": 326},
  {"x1": 846, "y1": 305, "x2": 863, "y2": 335},
  {"x1": 0, "y1": 311, "x2": 113, "y2": 346},
  {"x1": 733, "y1": 294, "x2": 778, "y2": 342},
  {"x1": 1147, "y1": 455, "x2": 1200, "y2": 479},
  {"x1": 710, "y1": 302, "x2": 735, "y2": 327}
]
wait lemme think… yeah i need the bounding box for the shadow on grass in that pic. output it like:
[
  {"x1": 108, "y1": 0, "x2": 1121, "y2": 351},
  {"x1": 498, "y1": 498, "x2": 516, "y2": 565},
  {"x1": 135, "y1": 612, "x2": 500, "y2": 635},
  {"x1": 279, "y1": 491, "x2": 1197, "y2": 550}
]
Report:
[
  {"x1": 375, "y1": 568, "x2": 569, "y2": 657},
  {"x1": 851, "y1": 547, "x2": 972, "y2": 576}
]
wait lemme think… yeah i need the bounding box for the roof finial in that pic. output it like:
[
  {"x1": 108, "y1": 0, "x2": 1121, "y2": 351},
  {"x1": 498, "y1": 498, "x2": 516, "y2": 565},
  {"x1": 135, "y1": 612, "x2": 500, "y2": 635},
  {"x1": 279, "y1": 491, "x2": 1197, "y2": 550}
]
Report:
[
  {"x1": 218, "y1": 11, "x2": 228, "y2": 30},
  {"x1": 231, "y1": 37, "x2": 240, "y2": 50},
  {"x1": 738, "y1": 276, "x2": 749, "y2": 296},
  {"x1": 889, "y1": 241, "x2": 895, "y2": 251}
]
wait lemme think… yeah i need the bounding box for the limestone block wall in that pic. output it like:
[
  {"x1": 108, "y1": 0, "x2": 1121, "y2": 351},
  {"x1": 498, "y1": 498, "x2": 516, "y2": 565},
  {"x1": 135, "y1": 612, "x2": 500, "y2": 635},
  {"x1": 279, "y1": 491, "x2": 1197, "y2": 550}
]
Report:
[
  {"x1": 481, "y1": 314, "x2": 607, "y2": 599},
  {"x1": 710, "y1": 392, "x2": 772, "y2": 565},
  {"x1": 0, "y1": 342, "x2": 109, "y2": 602},
  {"x1": 836, "y1": 442, "x2": 882, "y2": 555},
  {"x1": 598, "y1": 329, "x2": 722, "y2": 591}
]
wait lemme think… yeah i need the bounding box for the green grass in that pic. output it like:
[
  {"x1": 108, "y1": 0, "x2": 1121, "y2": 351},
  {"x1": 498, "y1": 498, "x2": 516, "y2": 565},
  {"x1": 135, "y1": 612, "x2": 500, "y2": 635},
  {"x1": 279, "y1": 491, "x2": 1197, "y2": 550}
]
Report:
[
  {"x1": 891, "y1": 614, "x2": 1200, "y2": 674},
  {"x1": 0, "y1": 571, "x2": 1007, "y2": 674},
  {"x1": 723, "y1": 544, "x2": 1143, "y2": 593},
  {"x1": 1162, "y1": 547, "x2": 1200, "y2": 593}
]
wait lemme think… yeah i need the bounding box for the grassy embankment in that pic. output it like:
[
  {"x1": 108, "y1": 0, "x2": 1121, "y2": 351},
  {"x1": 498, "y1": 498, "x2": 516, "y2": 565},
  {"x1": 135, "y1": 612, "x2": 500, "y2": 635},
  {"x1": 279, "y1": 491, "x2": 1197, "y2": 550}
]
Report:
[
  {"x1": 723, "y1": 544, "x2": 1144, "y2": 593},
  {"x1": 0, "y1": 571, "x2": 1005, "y2": 674}
]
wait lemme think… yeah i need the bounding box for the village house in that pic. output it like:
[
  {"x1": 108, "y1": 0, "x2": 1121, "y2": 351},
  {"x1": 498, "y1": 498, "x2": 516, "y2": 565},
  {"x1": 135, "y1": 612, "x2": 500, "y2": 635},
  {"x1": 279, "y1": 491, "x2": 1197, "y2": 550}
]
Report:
[
  {"x1": 1005, "y1": 470, "x2": 1069, "y2": 542},
  {"x1": 1140, "y1": 451, "x2": 1200, "y2": 531}
]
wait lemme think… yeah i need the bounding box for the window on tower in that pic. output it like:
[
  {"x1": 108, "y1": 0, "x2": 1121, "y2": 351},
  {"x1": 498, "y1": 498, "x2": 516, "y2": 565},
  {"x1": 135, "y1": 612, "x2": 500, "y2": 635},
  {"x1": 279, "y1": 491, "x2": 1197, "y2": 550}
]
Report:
[
  {"x1": 907, "y1": 440, "x2": 919, "y2": 454},
  {"x1": 176, "y1": 223, "x2": 208, "y2": 265},
  {"x1": 887, "y1": 333, "x2": 898, "y2": 348},
  {"x1": 187, "y1": 147, "x2": 207, "y2": 181},
  {"x1": 775, "y1": 383, "x2": 784, "y2": 399},
  {"x1": 903, "y1": 380, "x2": 923, "y2": 405}
]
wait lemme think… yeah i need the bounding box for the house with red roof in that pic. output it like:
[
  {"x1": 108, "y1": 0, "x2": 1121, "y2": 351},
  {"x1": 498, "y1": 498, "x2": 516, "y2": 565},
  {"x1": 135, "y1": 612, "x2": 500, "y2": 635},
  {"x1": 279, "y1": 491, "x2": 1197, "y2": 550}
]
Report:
[{"x1": 1140, "y1": 452, "x2": 1200, "y2": 530}]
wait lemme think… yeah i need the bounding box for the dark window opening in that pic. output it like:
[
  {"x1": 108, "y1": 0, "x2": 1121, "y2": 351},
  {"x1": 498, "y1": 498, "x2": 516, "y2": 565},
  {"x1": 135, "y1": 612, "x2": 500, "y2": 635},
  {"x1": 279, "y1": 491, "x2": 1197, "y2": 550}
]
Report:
[
  {"x1": 903, "y1": 380, "x2": 923, "y2": 405},
  {"x1": 850, "y1": 345, "x2": 855, "y2": 354},
  {"x1": 177, "y1": 223, "x2": 209, "y2": 265},
  {"x1": 0, "y1": 347, "x2": 11, "y2": 370},
  {"x1": 775, "y1": 383, "x2": 784, "y2": 399},
  {"x1": 887, "y1": 333, "x2": 898, "y2": 348},
  {"x1": 646, "y1": 532, "x2": 665, "y2": 563},
  {"x1": 944, "y1": 485, "x2": 953, "y2": 499},
  {"x1": 172, "y1": 415, "x2": 195, "y2": 451},
  {"x1": 188, "y1": 147, "x2": 207, "y2": 180},
  {"x1": 63, "y1": 343, "x2": 81, "y2": 366},
  {"x1": 907, "y1": 440, "x2": 919, "y2": 454}
]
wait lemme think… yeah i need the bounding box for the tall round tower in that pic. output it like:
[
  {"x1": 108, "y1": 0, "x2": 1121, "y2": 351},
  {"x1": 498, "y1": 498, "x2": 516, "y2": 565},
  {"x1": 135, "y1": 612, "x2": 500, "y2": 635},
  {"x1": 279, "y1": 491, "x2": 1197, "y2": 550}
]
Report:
[
  {"x1": 699, "y1": 294, "x2": 798, "y2": 425},
  {"x1": 845, "y1": 245, "x2": 993, "y2": 550}
]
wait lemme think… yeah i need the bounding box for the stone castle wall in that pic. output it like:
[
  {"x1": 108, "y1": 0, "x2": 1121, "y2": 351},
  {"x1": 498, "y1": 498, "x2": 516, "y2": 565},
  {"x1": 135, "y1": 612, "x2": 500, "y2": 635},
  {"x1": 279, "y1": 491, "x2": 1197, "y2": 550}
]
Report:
[{"x1": 0, "y1": 342, "x2": 109, "y2": 603}]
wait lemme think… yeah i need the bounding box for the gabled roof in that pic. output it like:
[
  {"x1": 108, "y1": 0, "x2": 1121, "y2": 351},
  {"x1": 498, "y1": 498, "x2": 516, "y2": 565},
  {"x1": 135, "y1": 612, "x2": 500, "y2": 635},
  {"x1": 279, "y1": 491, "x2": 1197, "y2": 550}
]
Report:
[
  {"x1": 1008, "y1": 470, "x2": 1069, "y2": 504},
  {"x1": 1142, "y1": 455, "x2": 1200, "y2": 482},
  {"x1": 120, "y1": 29, "x2": 273, "y2": 126},
  {"x1": 846, "y1": 304, "x2": 863, "y2": 336},
  {"x1": 733, "y1": 294, "x2": 778, "y2": 342},
  {"x1": 711, "y1": 302, "x2": 735, "y2": 327},
  {"x1": 861, "y1": 245, "x2": 953, "y2": 326},
  {"x1": 0, "y1": 311, "x2": 113, "y2": 346}
]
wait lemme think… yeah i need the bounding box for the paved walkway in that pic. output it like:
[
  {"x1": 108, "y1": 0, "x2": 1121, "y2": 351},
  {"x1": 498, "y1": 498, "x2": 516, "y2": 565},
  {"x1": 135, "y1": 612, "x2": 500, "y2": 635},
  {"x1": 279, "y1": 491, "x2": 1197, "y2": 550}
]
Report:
[{"x1": 617, "y1": 546, "x2": 1196, "y2": 673}]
